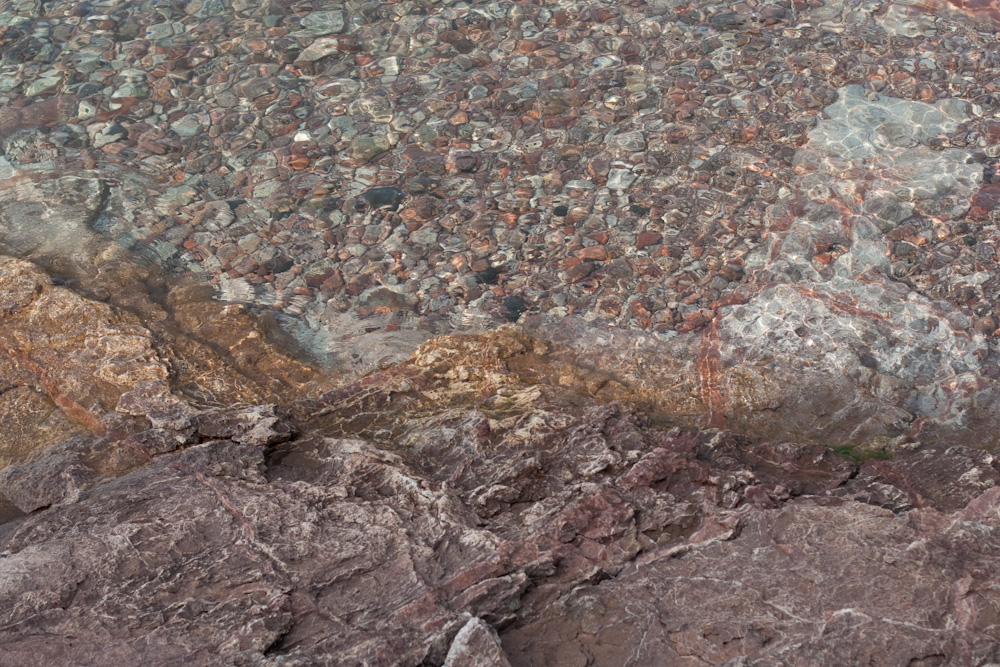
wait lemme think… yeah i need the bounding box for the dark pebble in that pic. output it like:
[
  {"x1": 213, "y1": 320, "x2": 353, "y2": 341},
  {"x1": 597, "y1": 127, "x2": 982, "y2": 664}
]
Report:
[
  {"x1": 502, "y1": 295, "x2": 528, "y2": 322},
  {"x1": 362, "y1": 187, "x2": 406, "y2": 212},
  {"x1": 858, "y1": 352, "x2": 879, "y2": 370},
  {"x1": 403, "y1": 176, "x2": 439, "y2": 194},
  {"x1": 711, "y1": 12, "x2": 749, "y2": 29},
  {"x1": 476, "y1": 266, "x2": 503, "y2": 285},
  {"x1": 272, "y1": 256, "x2": 294, "y2": 274}
]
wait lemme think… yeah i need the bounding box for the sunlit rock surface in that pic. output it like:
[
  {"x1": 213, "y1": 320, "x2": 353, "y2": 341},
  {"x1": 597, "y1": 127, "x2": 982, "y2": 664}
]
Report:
[{"x1": 3, "y1": 283, "x2": 1000, "y2": 664}]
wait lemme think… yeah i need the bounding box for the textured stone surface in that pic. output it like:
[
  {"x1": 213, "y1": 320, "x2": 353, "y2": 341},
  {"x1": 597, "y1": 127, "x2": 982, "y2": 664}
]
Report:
[
  {"x1": 5, "y1": 0, "x2": 1000, "y2": 663},
  {"x1": 3, "y1": 267, "x2": 1000, "y2": 665},
  {"x1": 0, "y1": 251, "x2": 329, "y2": 505},
  {"x1": 445, "y1": 618, "x2": 512, "y2": 667},
  {"x1": 502, "y1": 490, "x2": 1000, "y2": 666}
]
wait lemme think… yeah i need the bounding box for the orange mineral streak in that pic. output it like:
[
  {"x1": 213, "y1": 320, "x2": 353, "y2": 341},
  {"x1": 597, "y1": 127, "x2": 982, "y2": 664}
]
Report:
[
  {"x1": 0, "y1": 340, "x2": 107, "y2": 437},
  {"x1": 696, "y1": 318, "x2": 728, "y2": 429},
  {"x1": 97, "y1": 96, "x2": 142, "y2": 121},
  {"x1": 909, "y1": 0, "x2": 1000, "y2": 21},
  {"x1": 792, "y1": 286, "x2": 887, "y2": 322}
]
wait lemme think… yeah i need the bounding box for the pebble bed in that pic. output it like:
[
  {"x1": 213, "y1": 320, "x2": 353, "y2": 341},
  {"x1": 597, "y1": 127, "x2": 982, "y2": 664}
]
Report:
[{"x1": 2, "y1": 0, "x2": 1000, "y2": 359}]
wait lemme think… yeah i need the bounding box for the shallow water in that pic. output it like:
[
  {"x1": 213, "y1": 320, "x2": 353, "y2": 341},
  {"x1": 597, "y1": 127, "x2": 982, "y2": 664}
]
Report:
[{"x1": 2, "y1": 0, "x2": 1000, "y2": 447}]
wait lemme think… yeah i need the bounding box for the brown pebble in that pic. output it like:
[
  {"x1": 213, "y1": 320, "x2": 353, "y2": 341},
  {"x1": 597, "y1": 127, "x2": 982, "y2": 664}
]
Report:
[
  {"x1": 636, "y1": 231, "x2": 662, "y2": 249},
  {"x1": 577, "y1": 246, "x2": 608, "y2": 261}
]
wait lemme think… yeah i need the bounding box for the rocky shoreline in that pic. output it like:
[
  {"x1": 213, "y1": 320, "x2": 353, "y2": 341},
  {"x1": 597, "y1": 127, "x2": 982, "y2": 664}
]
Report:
[
  {"x1": 5, "y1": 0, "x2": 1000, "y2": 664},
  {"x1": 1, "y1": 253, "x2": 1000, "y2": 665}
]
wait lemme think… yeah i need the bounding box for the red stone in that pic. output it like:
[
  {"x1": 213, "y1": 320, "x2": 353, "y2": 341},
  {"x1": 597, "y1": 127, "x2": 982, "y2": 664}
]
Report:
[
  {"x1": 969, "y1": 182, "x2": 1000, "y2": 220},
  {"x1": 576, "y1": 246, "x2": 608, "y2": 261},
  {"x1": 636, "y1": 231, "x2": 662, "y2": 249},
  {"x1": 567, "y1": 262, "x2": 595, "y2": 283}
]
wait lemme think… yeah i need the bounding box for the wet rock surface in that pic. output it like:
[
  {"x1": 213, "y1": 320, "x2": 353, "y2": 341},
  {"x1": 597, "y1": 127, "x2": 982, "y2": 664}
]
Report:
[
  {"x1": 0, "y1": 250, "x2": 330, "y2": 505},
  {"x1": 0, "y1": 0, "x2": 999, "y2": 350}
]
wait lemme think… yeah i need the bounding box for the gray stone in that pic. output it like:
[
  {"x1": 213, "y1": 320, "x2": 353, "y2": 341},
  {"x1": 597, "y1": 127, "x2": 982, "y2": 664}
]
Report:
[{"x1": 299, "y1": 10, "x2": 346, "y2": 36}]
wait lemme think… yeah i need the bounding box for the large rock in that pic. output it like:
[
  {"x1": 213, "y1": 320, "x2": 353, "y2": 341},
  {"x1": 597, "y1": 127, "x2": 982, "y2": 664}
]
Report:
[
  {"x1": 2, "y1": 255, "x2": 1000, "y2": 666},
  {"x1": 503, "y1": 489, "x2": 1000, "y2": 666},
  {"x1": 0, "y1": 249, "x2": 327, "y2": 474},
  {"x1": 3, "y1": 317, "x2": 1000, "y2": 665}
]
